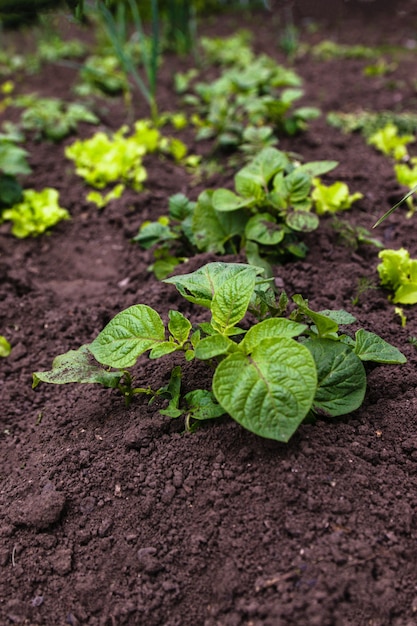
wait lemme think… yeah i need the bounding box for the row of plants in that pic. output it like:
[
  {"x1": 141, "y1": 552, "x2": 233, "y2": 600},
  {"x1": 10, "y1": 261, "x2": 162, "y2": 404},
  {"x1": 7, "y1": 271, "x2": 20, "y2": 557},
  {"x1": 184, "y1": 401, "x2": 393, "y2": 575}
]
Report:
[{"x1": 0, "y1": 3, "x2": 413, "y2": 443}]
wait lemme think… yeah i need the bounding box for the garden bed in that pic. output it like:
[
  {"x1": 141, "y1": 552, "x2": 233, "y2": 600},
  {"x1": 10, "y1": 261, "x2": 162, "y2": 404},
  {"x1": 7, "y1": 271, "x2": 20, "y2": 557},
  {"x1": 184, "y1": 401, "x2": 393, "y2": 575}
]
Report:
[{"x1": 2, "y1": 2, "x2": 417, "y2": 625}]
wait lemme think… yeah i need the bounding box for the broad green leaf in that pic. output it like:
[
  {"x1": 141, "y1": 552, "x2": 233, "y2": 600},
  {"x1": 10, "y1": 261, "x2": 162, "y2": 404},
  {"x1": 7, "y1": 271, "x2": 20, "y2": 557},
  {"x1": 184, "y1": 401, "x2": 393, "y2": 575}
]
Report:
[
  {"x1": 164, "y1": 262, "x2": 264, "y2": 308},
  {"x1": 133, "y1": 218, "x2": 176, "y2": 249},
  {"x1": 89, "y1": 305, "x2": 165, "y2": 368},
  {"x1": 245, "y1": 213, "x2": 285, "y2": 246},
  {"x1": 213, "y1": 337, "x2": 317, "y2": 442},
  {"x1": 295, "y1": 160, "x2": 338, "y2": 178},
  {"x1": 284, "y1": 169, "x2": 312, "y2": 204},
  {"x1": 354, "y1": 329, "x2": 406, "y2": 364},
  {"x1": 168, "y1": 310, "x2": 192, "y2": 345},
  {"x1": 245, "y1": 240, "x2": 273, "y2": 278},
  {"x1": 168, "y1": 193, "x2": 195, "y2": 220},
  {"x1": 212, "y1": 268, "x2": 257, "y2": 331},
  {"x1": 319, "y1": 309, "x2": 356, "y2": 325},
  {"x1": 304, "y1": 338, "x2": 366, "y2": 416},
  {"x1": 149, "y1": 341, "x2": 178, "y2": 359},
  {"x1": 192, "y1": 190, "x2": 246, "y2": 253},
  {"x1": 184, "y1": 389, "x2": 226, "y2": 420},
  {"x1": 235, "y1": 147, "x2": 289, "y2": 191},
  {"x1": 293, "y1": 295, "x2": 339, "y2": 338},
  {"x1": 241, "y1": 318, "x2": 307, "y2": 354},
  {"x1": 0, "y1": 336, "x2": 11, "y2": 357},
  {"x1": 286, "y1": 210, "x2": 318, "y2": 232},
  {"x1": 212, "y1": 188, "x2": 253, "y2": 211},
  {"x1": 32, "y1": 345, "x2": 123, "y2": 388},
  {"x1": 194, "y1": 334, "x2": 235, "y2": 359}
]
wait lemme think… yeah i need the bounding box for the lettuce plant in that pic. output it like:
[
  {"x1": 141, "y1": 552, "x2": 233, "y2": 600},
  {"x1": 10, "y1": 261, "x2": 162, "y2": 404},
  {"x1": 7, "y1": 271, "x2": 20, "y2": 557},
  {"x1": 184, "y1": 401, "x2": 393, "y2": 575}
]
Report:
[
  {"x1": 0, "y1": 336, "x2": 11, "y2": 357},
  {"x1": 33, "y1": 262, "x2": 406, "y2": 443},
  {"x1": 1, "y1": 188, "x2": 69, "y2": 238},
  {"x1": 367, "y1": 123, "x2": 414, "y2": 161},
  {"x1": 311, "y1": 179, "x2": 363, "y2": 215},
  {"x1": 65, "y1": 120, "x2": 190, "y2": 205},
  {"x1": 134, "y1": 147, "x2": 343, "y2": 276},
  {"x1": 377, "y1": 248, "x2": 417, "y2": 305}
]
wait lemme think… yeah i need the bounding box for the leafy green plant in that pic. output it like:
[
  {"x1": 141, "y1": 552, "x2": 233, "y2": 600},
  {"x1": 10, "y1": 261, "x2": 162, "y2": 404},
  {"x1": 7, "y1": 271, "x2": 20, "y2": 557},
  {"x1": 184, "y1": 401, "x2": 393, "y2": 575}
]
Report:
[
  {"x1": 65, "y1": 119, "x2": 191, "y2": 205},
  {"x1": 331, "y1": 217, "x2": 384, "y2": 251},
  {"x1": 0, "y1": 130, "x2": 31, "y2": 209},
  {"x1": 327, "y1": 110, "x2": 417, "y2": 139},
  {"x1": 1, "y1": 188, "x2": 69, "y2": 238},
  {"x1": 310, "y1": 40, "x2": 378, "y2": 61},
  {"x1": 33, "y1": 261, "x2": 406, "y2": 442},
  {"x1": 180, "y1": 42, "x2": 319, "y2": 152},
  {"x1": 11, "y1": 95, "x2": 99, "y2": 142},
  {"x1": 377, "y1": 247, "x2": 417, "y2": 305},
  {"x1": 311, "y1": 179, "x2": 363, "y2": 214},
  {"x1": 134, "y1": 147, "x2": 359, "y2": 277},
  {"x1": 367, "y1": 122, "x2": 414, "y2": 161},
  {"x1": 0, "y1": 336, "x2": 11, "y2": 357}
]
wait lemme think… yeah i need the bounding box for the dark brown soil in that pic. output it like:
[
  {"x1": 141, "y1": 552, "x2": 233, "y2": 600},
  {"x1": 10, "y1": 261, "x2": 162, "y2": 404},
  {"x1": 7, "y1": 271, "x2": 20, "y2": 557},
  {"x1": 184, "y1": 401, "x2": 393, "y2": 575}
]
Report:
[{"x1": 3, "y1": 3, "x2": 417, "y2": 625}]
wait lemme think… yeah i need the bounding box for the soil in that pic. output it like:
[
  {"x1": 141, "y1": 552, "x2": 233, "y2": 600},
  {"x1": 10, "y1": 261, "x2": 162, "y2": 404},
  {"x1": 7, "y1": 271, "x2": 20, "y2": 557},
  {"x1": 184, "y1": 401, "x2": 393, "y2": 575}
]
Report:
[{"x1": 3, "y1": 2, "x2": 417, "y2": 625}]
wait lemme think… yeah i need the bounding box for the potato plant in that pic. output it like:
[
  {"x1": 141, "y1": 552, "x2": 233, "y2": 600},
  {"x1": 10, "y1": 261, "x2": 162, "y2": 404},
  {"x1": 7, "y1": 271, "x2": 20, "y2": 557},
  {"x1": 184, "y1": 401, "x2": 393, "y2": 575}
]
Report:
[
  {"x1": 134, "y1": 147, "x2": 363, "y2": 277},
  {"x1": 34, "y1": 262, "x2": 406, "y2": 443}
]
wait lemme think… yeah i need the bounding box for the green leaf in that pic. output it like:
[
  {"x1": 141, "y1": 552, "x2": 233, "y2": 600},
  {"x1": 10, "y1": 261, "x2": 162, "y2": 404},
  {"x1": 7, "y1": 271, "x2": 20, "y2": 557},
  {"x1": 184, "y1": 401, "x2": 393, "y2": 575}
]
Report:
[
  {"x1": 304, "y1": 338, "x2": 366, "y2": 416},
  {"x1": 241, "y1": 318, "x2": 307, "y2": 354},
  {"x1": 159, "y1": 366, "x2": 183, "y2": 418},
  {"x1": 32, "y1": 345, "x2": 123, "y2": 388},
  {"x1": 133, "y1": 218, "x2": 176, "y2": 249},
  {"x1": 0, "y1": 336, "x2": 11, "y2": 357},
  {"x1": 245, "y1": 213, "x2": 285, "y2": 245},
  {"x1": 319, "y1": 309, "x2": 356, "y2": 325},
  {"x1": 295, "y1": 161, "x2": 338, "y2": 177},
  {"x1": 192, "y1": 190, "x2": 246, "y2": 253},
  {"x1": 235, "y1": 147, "x2": 289, "y2": 192},
  {"x1": 184, "y1": 389, "x2": 226, "y2": 420},
  {"x1": 164, "y1": 262, "x2": 264, "y2": 309},
  {"x1": 194, "y1": 334, "x2": 236, "y2": 359},
  {"x1": 285, "y1": 210, "x2": 319, "y2": 232},
  {"x1": 211, "y1": 267, "x2": 257, "y2": 331},
  {"x1": 354, "y1": 329, "x2": 407, "y2": 364},
  {"x1": 89, "y1": 305, "x2": 165, "y2": 368},
  {"x1": 293, "y1": 295, "x2": 339, "y2": 338},
  {"x1": 212, "y1": 188, "x2": 253, "y2": 211},
  {"x1": 149, "y1": 341, "x2": 178, "y2": 359},
  {"x1": 213, "y1": 337, "x2": 317, "y2": 442},
  {"x1": 168, "y1": 310, "x2": 192, "y2": 345}
]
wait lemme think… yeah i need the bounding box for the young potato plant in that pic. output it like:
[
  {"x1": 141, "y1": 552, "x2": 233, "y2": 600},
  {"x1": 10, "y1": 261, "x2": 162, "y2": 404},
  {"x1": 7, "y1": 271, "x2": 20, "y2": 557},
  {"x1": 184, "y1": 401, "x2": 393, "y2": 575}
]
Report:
[
  {"x1": 0, "y1": 129, "x2": 31, "y2": 208},
  {"x1": 134, "y1": 147, "x2": 362, "y2": 278},
  {"x1": 179, "y1": 37, "x2": 319, "y2": 153},
  {"x1": 11, "y1": 95, "x2": 99, "y2": 142},
  {"x1": 33, "y1": 262, "x2": 406, "y2": 443},
  {"x1": 65, "y1": 119, "x2": 192, "y2": 207}
]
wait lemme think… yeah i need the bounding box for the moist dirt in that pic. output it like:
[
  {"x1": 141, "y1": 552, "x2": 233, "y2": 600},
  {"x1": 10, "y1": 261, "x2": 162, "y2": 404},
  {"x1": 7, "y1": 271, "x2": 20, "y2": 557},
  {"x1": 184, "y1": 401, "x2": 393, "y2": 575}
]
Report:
[{"x1": 3, "y1": 3, "x2": 417, "y2": 625}]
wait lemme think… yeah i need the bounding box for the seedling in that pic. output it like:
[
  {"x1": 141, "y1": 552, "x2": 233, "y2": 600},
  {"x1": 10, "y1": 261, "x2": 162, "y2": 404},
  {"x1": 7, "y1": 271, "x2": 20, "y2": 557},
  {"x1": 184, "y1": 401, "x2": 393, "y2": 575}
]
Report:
[
  {"x1": 180, "y1": 41, "x2": 319, "y2": 153},
  {"x1": 0, "y1": 336, "x2": 11, "y2": 357},
  {"x1": 1, "y1": 188, "x2": 69, "y2": 238},
  {"x1": 0, "y1": 130, "x2": 31, "y2": 208},
  {"x1": 65, "y1": 119, "x2": 191, "y2": 206},
  {"x1": 33, "y1": 262, "x2": 406, "y2": 443},
  {"x1": 11, "y1": 95, "x2": 99, "y2": 142},
  {"x1": 367, "y1": 123, "x2": 414, "y2": 161},
  {"x1": 135, "y1": 147, "x2": 361, "y2": 277},
  {"x1": 377, "y1": 247, "x2": 417, "y2": 305}
]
